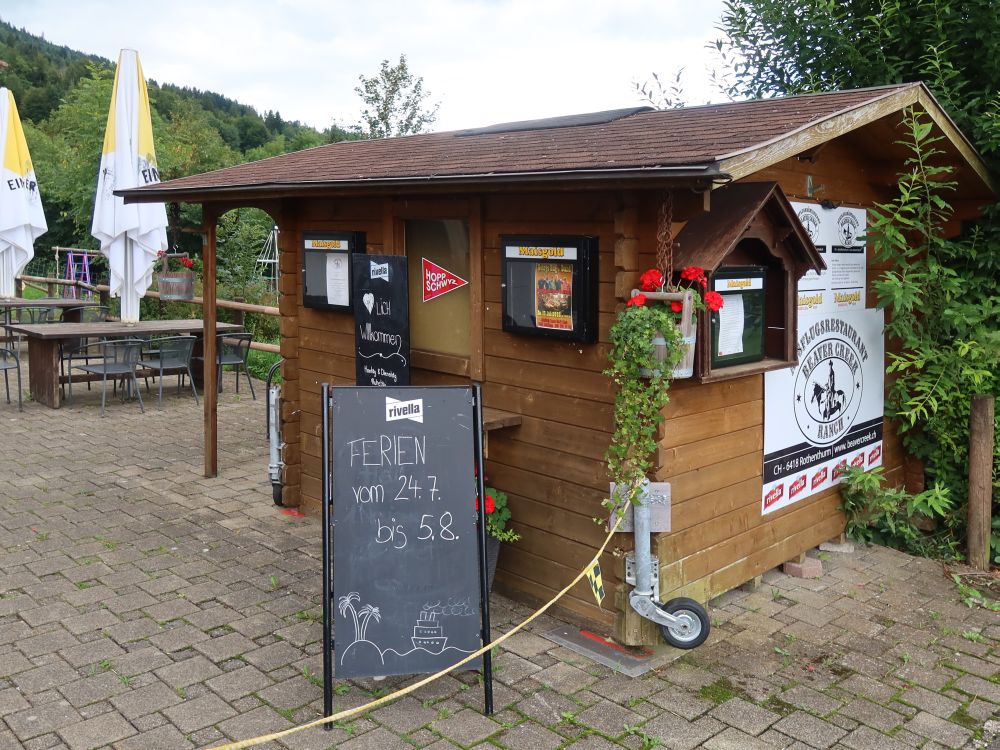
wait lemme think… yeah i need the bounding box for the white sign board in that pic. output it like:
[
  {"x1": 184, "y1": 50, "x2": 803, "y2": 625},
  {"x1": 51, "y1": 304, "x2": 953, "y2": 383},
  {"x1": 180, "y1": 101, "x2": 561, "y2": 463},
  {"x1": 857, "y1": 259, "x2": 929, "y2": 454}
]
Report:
[
  {"x1": 762, "y1": 308, "x2": 885, "y2": 515},
  {"x1": 792, "y1": 201, "x2": 867, "y2": 313}
]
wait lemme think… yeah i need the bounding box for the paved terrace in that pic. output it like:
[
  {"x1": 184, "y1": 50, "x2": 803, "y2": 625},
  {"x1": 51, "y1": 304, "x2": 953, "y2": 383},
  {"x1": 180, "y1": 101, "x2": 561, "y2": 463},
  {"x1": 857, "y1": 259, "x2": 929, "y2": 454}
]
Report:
[{"x1": 0, "y1": 359, "x2": 998, "y2": 750}]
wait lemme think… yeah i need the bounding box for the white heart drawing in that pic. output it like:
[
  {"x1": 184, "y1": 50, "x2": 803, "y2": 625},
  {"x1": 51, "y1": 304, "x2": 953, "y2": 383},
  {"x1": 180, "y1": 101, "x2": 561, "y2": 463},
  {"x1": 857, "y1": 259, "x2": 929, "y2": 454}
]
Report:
[{"x1": 363, "y1": 292, "x2": 375, "y2": 314}]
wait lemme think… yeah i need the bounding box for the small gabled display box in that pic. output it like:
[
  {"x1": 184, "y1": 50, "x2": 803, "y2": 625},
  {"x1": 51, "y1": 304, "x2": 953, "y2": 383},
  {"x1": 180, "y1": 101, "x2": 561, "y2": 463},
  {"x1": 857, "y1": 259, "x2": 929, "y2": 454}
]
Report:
[{"x1": 673, "y1": 183, "x2": 825, "y2": 381}]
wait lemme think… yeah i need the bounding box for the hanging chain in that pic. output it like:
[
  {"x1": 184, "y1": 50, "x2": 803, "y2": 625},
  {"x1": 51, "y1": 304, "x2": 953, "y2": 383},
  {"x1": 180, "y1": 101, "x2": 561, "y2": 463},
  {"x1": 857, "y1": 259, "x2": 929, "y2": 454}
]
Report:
[{"x1": 655, "y1": 191, "x2": 674, "y2": 284}]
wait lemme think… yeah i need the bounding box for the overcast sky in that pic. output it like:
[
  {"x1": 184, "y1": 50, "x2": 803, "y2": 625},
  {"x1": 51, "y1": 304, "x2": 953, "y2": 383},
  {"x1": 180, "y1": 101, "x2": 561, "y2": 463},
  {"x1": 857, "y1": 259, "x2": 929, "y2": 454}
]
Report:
[{"x1": 2, "y1": 0, "x2": 728, "y2": 132}]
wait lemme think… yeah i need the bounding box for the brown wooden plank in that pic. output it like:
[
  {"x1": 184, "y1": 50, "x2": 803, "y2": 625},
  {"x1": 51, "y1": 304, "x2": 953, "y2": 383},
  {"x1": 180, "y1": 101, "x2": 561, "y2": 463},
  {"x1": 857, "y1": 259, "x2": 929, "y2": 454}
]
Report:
[
  {"x1": 482, "y1": 382, "x2": 613, "y2": 432},
  {"x1": 660, "y1": 399, "x2": 762, "y2": 449},
  {"x1": 486, "y1": 438, "x2": 609, "y2": 492},
  {"x1": 203, "y1": 219, "x2": 218, "y2": 478},
  {"x1": 483, "y1": 459, "x2": 607, "y2": 517},
  {"x1": 484, "y1": 330, "x2": 610, "y2": 372},
  {"x1": 663, "y1": 451, "x2": 763, "y2": 501},
  {"x1": 486, "y1": 355, "x2": 614, "y2": 403},
  {"x1": 664, "y1": 375, "x2": 762, "y2": 419},
  {"x1": 469, "y1": 197, "x2": 485, "y2": 381},
  {"x1": 678, "y1": 492, "x2": 842, "y2": 583},
  {"x1": 510, "y1": 415, "x2": 610, "y2": 462},
  {"x1": 659, "y1": 426, "x2": 763, "y2": 476},
  {"x1": 495, "y1": 574, "x2": 616, "y2": 630}
]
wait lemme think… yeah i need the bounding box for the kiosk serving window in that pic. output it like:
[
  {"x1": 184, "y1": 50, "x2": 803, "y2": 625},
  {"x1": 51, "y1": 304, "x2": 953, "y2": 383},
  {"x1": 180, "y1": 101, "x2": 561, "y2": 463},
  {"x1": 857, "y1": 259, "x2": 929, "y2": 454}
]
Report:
[
  {"x1": 302, "y1": 231, "x2": 366, "y2": 311},
  {"x1": 501, "y1": 234, "x2": 598, "y2": 343},
  {"x1": 710, "y1": 266, "x2": 766, "y2": 368}
]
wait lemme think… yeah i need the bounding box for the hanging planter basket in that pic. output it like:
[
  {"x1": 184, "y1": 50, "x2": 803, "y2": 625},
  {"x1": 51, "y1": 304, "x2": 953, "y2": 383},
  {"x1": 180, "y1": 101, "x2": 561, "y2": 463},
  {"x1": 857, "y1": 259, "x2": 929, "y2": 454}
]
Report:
[
  {"x1": 157, "y1": 270, "x2": 195, "y2": 301},
  {"x1": 636, "y1": 290, "x2": 697, "y2": 379}
]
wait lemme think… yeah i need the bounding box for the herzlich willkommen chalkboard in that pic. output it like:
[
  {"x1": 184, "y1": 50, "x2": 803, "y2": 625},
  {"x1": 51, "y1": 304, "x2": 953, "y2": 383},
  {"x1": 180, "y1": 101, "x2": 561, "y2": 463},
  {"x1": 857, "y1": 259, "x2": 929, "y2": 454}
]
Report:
[
  {"x1": 331, "y1": 386, "x2": 483, "y2": 678},
  {"x1": 353, "y1": 255, "x2": 410, "y2": 387}
]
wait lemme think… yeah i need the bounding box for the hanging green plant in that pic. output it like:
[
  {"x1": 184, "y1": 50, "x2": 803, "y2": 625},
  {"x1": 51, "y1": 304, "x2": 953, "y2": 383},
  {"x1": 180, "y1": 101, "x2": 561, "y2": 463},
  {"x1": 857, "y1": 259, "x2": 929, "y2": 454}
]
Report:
[{"x1": 604, "y1": 266, "x2": 723, "y2": 509}]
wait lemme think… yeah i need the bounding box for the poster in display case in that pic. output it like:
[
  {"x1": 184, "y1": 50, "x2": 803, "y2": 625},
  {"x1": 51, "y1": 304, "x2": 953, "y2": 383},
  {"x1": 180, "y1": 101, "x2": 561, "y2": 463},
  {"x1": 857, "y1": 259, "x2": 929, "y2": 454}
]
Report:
[
  {"x1": 302, "y1": 231, "x2": 366, "y2": 311},
  {"x1": 500, "y1": 234, "x2": 598, "y2": 343}
]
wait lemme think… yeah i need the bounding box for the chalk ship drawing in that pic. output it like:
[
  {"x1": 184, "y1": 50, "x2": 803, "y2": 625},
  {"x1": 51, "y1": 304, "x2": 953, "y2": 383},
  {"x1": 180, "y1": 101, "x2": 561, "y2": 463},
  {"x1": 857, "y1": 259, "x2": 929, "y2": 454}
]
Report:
[
  {"x1": 411, "y1": 610, "x2": 448, "y2": 654},
  {"x1": 337, "y1": 593, "x2": 475, "y2": 667}
]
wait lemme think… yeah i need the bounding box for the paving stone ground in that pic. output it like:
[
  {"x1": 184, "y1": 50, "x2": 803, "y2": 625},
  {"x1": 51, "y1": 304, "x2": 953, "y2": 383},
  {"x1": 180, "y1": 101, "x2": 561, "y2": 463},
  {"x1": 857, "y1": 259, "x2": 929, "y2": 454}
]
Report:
[{"x1": 1, "y1": 357, "x2": 998, "y2": 749}]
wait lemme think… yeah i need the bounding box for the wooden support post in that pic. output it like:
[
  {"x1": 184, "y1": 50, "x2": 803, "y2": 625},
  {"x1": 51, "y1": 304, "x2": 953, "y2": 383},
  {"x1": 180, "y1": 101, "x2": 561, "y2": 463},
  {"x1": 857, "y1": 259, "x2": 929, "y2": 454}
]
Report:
[
  {"x1": 15, "y1": 277, "x2": 23, "y2": 298},
  {"x1": 203, "y1": 218, "x2": 219, "y2": 478},
  {"x1": 967, "y1": 394, "x2": 995, "y2": 571}
]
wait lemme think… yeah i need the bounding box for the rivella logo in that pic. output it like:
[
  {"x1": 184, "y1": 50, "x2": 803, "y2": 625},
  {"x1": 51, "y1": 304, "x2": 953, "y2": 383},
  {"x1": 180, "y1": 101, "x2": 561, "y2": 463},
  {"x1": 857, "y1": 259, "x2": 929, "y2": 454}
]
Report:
[
  {"x1": 370, "y1": 261, "x2": 389, "y2": 281},
  {"x1": 763, "y1": 483, "x2": 784, "y2": 510},
  {"x1": 385, "y1": 397, "x2": 423, "y2": 423},
  {"x1": 789, "y1": 475, "x2": 807, "y2": 499}
]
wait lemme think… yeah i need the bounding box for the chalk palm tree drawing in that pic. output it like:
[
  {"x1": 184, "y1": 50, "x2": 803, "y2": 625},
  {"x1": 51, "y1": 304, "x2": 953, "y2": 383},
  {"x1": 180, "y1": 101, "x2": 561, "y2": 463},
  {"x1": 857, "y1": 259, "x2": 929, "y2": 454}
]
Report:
[
  {"x1": 358, "y1": 604, "x2": 381, "y2": 640},
  {"x1": 338, "y1": 592, "x2": 361, "y2": 642}
]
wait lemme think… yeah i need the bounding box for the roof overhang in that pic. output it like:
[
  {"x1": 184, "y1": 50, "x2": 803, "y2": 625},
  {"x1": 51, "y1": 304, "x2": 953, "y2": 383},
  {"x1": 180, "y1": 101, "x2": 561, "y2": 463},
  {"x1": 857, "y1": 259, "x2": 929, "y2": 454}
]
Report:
[
  {"x1": 716, "y1": 82, "x2": 996, "y2": 197},
  {"x1": 120, "y1": 164, "x2": 727, "y2": 205}
]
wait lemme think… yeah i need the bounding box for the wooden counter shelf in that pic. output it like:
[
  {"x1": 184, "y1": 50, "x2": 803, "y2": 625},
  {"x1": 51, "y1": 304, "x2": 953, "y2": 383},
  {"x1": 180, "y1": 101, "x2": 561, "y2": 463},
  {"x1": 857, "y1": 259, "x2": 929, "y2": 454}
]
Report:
[{"x1": 481, "y1": 406, "x2": 521, "y2": 458}]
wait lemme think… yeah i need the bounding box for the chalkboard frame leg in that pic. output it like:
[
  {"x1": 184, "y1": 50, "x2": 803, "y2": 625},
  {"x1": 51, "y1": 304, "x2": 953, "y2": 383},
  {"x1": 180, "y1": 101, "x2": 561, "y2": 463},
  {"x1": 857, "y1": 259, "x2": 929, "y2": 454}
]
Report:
[
  {"x1": 473, "y1": 384, "x2": 494, "y2": 716},
  {"x1": 321, "y1": 383, "x2": 334, "y2": 729}
]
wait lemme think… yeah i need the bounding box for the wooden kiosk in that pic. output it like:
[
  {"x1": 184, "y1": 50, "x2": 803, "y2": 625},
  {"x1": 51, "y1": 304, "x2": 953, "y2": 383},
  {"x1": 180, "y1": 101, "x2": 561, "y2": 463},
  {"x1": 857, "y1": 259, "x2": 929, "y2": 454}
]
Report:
[{"x1": 123, "y1": 82, "x2": 994, "y2": 644}]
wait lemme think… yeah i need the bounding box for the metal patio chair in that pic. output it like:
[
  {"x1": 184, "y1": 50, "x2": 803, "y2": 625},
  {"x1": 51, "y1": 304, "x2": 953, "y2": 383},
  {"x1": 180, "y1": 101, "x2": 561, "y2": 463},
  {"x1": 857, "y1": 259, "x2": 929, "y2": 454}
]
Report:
[
  {"x1": 213, "y1": 332, "x2": 256, "y2": 399},
  {"x1": 0, "y1": 346, "x2": 22, "y2": 411},
  {"x1": 60, "y1": 305, "x2": 111, "y2": 394},
  {"x1": 139, "y1": 336, "x2": 199, "y2": 408},
  {"x1": 67, "y1": 338, "x2": 145, "y2": 416}
]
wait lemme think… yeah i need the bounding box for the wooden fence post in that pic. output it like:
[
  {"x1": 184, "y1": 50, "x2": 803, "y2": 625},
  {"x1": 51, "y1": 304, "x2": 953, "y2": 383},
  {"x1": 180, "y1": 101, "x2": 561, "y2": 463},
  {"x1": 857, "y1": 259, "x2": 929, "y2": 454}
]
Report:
[{"x1": 967, "y1": 394, "x2": 995, "y2": 571}]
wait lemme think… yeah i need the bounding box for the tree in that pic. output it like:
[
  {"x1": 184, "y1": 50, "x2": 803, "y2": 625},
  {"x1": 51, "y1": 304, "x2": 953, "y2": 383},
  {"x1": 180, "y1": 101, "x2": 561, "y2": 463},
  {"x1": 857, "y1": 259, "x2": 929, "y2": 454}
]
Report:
[
  {"x1": 716, "y1": 0, "x2": 1000, "y2": 561},
  {"x1": 354, "y1": 54, "x2": 439, "y2": 138},
  {"x1": 714, "y1": 0, "x2": 1000, "y2": 170}
]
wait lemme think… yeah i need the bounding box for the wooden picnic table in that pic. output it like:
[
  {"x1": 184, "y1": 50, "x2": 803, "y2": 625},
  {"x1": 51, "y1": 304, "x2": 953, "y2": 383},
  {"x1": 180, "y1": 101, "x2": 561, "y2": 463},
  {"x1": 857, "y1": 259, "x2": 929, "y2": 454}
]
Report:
[
  {"x1": 4, "y1": 319, "x2": 242, "y2": 408},
  {"x1": 1, "y1": 298, "x2": 103, "y2": 327}
]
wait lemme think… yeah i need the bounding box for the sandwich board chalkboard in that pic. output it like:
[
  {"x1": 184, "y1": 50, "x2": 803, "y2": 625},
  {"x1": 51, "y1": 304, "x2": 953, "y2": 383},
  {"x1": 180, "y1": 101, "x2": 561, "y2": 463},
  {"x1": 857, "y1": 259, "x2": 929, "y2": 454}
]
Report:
[
  {"x1": 321, "y1": 385, "x2": 493, "y2": 719},
  {"x1": 353, "y1": 254, "x2": 410, "y2": 387}
]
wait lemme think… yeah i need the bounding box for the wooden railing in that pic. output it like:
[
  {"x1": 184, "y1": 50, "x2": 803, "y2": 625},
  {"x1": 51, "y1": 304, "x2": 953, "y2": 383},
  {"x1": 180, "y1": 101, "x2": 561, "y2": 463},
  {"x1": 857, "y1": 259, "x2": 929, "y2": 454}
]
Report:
[{"x1": 15, "y1": 275, "x2": 281, "y2": 355}]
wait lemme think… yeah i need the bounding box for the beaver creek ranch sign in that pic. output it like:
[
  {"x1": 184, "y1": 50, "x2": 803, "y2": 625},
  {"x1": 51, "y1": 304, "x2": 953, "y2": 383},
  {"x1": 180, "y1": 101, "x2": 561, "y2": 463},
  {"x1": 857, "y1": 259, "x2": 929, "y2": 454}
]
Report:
[{"x1": 762, "y1": 309, "x2": 885, "y2": 515}]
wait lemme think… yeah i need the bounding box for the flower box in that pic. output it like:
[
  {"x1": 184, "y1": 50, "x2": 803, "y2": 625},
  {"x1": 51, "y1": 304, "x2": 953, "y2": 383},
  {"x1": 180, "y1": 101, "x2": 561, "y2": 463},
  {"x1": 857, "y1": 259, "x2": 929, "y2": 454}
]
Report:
[{"x1": 157, "y1": 270, "x2": 194, "y2": 301}]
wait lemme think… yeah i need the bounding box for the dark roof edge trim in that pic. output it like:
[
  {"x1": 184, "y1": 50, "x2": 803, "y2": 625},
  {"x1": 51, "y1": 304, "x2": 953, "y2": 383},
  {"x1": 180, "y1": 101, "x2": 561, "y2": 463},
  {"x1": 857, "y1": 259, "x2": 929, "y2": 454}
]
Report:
[{"x1": 119, "y1": 164, "x2": 725, "y2": 203}]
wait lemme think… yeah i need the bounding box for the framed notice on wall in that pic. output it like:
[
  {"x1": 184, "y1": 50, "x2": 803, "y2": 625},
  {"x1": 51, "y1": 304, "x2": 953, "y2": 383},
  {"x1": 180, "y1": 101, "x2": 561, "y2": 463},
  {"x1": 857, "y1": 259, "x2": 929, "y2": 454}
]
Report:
[
  {"x1": 500, "y1": 234, "x2": 598, "y2": 342},
  {"x1": 302, "y1": 231, "x2": 366, "y2": 311}
]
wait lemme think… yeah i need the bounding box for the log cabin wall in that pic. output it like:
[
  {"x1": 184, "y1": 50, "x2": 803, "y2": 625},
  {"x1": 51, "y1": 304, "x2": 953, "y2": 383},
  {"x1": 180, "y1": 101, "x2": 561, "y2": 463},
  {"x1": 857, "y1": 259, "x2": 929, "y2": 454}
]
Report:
[
  {"x1": 276, "y1": 138, "x2": 910, "y2": 636},
  {"x1": 646, "y1": 140, "x2": 908, "y2": 629}
]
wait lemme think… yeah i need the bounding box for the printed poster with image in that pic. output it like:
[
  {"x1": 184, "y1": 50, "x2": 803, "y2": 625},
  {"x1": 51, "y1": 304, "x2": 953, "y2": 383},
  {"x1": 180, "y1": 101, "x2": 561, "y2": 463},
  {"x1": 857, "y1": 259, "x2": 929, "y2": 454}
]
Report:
[
  {"x1": 534, "y1": 263, "x2": 573, "y2": 330},
  {"x1": 791, "y1": 201, "x2": 867, "y2": 313},
  {"x1": 761, "y1": 308, "x2": 884, "y2": 515}
]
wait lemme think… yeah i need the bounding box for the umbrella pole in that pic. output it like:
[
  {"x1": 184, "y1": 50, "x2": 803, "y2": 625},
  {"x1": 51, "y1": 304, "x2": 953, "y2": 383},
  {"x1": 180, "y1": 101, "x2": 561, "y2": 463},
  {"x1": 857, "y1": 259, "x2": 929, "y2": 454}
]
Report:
[{"x1": 123, "y1": 237, "x2": 138, "y2": 323}]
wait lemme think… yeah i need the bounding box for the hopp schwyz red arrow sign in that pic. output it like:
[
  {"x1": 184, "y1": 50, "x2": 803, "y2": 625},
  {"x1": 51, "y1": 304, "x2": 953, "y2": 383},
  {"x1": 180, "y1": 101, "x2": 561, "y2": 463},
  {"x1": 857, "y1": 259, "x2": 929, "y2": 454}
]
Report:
[{"x1": 422, "y1": 257, "x2": 469, "y2": 302}]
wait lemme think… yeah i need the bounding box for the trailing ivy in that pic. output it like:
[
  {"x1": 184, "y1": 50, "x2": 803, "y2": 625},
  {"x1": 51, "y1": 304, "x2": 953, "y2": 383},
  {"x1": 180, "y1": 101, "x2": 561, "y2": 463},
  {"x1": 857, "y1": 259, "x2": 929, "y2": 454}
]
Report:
[{"x1": 864, "y1": 108, "x2": 1000, "y2": 561}]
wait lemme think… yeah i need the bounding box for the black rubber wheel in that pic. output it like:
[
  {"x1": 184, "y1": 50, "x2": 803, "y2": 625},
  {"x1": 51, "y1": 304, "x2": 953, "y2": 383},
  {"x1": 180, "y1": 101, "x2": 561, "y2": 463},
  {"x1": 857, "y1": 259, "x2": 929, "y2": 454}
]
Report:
[
  {"x1": 272, "y1": 483, "x2": 284, "y2": 506},
  {"x1": 658, "y1": 597, "x2": 710, "y2": 649}
]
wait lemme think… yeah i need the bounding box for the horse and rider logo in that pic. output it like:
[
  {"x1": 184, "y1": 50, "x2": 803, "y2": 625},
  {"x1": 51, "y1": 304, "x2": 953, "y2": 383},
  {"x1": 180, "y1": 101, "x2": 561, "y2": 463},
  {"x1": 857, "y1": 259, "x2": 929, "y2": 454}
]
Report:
[{"x1": 793, "y1": 327, "x2": 865, "y2": 446}]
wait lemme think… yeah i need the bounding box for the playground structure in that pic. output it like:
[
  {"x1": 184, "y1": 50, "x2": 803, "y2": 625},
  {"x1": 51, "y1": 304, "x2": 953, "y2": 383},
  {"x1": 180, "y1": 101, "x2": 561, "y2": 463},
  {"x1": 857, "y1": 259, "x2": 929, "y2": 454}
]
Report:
[
  {"x1": 255, "y1": 225, "x2": 279, "y2": 299},
  {"x1": 54, "y1": 246, "x2": 101, "y2": 300}
]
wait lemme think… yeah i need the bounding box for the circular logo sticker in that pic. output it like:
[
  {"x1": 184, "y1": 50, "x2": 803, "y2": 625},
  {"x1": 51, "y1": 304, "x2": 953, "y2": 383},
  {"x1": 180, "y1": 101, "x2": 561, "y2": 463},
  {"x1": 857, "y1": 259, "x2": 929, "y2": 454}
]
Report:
[{"x1": 793, "y1": 332, "x2": 864, "y2": 446}]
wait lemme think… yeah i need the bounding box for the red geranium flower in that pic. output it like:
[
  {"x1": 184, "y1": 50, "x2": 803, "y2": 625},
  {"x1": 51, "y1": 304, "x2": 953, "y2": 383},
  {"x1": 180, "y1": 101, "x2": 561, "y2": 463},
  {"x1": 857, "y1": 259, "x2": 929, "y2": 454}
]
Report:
[
  {"x1": 626, "y1": 294, "x2": 647, "y2": 307},
  {"x1": 699, "y1": 277, "x2": 708, "y2": 288},
  {"x1": 178, "y1": 257, "x2": 194, "y2": 269},
  {"x1": 670, "y1": 300, "x2": 683, "y2": 313},
  {"x1": 704, "y1": 291, "x2": 725, "y2": 311},
  {"x1": 680, "y1": 266, "x2": 705, "y2": 282},
  {"x1": 639, "y1": 269, "x2": 664, "y2": 292},
  {"x1": 485, "y1": 495, "x2": 496, "y2": 514}
]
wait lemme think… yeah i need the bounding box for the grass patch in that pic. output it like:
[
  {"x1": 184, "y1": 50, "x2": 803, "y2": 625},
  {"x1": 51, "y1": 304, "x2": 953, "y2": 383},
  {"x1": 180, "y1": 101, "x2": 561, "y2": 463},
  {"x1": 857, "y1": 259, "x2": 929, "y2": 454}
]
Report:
[{"x1": 699, "y1": 678, "x2": 737, "y2": 704}]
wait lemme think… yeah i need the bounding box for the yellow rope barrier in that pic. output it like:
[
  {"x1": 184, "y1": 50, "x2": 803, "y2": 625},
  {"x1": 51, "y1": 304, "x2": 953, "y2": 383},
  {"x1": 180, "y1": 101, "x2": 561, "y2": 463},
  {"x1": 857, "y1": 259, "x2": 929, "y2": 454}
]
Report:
[{"x1": 208, "y1": 514, "x2": 625, "y2": 750}]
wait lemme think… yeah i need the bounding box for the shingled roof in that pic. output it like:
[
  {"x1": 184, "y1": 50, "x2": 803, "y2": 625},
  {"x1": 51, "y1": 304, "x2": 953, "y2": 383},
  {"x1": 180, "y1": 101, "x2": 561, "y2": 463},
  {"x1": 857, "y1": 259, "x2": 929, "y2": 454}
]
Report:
[{"x1": 122, "y1": 82, "x2": 993, "y2": 202}]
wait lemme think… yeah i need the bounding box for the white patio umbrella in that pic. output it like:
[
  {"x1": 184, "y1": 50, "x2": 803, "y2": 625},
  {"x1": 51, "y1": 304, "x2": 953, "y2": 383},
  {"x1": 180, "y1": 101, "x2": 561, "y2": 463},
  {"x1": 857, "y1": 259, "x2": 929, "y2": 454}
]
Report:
[
  {"x1": 0, "y1": 88, "x2": 47, "y2": 299},
  {"x1": 91, "y1": 49, "x2": 168, "y2": 323}
]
